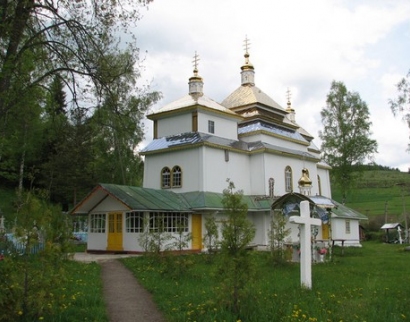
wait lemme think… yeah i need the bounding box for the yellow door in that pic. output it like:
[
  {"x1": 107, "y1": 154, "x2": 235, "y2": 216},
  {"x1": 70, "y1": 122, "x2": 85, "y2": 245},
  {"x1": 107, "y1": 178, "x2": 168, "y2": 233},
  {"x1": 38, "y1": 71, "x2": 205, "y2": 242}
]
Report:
[
  {"x1": 191, "y1": 214, "x2": 202, "y2": 250},
  {"x1": 322, "y1": 223, "x2": 329, "y2": 240},
  {"x1": 107, "y1": 212, "x2": 123, "y2": 251}
]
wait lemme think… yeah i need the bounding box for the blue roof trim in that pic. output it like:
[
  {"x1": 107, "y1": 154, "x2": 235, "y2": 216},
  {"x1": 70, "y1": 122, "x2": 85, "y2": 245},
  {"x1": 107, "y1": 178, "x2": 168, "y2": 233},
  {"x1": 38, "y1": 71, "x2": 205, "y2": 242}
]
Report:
[
  {"x1": 239, "y1": 121, "x2": 308, "y2": 143},
  {"x1": 141, "y1": 132, "x2": 316, "y2": 160}
]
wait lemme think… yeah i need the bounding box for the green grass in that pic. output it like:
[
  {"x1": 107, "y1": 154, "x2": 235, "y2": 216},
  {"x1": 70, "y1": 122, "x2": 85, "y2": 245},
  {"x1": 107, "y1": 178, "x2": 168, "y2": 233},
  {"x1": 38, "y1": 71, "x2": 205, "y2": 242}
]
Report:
[
  {"x1": 0, "y1": 258, "x2": 108, "y2": 322},
  {"x1": 331, "y1": 170, "x2": 410, "y2": 219},
  {"x1": 48, "y1": 260, "x2": 108, "y2": 322},
  {"x1": 122, "y1": 242, "x2": 410, "y2": 322}
]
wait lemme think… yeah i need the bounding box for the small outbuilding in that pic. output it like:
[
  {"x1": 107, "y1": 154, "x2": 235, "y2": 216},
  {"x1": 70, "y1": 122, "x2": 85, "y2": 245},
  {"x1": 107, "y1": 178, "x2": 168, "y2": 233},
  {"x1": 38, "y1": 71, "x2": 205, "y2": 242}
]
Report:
[{"x1": 380, "y1": 223, "x2": 404, "y2": 244}]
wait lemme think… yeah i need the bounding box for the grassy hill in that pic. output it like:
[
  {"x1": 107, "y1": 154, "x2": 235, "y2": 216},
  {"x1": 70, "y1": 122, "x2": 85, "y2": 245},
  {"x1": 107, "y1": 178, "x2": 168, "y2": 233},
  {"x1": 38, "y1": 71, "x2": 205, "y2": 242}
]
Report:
[{"x1": 331, "y1": 169, "x2": 410, "y2": 226}]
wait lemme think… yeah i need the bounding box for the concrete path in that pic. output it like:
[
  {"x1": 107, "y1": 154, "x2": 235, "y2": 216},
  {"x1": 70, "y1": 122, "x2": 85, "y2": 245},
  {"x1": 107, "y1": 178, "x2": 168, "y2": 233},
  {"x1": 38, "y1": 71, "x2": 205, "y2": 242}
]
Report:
[
  {"x1": 73, "y1": 252, "x2": 140, "y2": 263},
  {"x1": 73, "y1": 253, "x2": 166, "y2": 322}
]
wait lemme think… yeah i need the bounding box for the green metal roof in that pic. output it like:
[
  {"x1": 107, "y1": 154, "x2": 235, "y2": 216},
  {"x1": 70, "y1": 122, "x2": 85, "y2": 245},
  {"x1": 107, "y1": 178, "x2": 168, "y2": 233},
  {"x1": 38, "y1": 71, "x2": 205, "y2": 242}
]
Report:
[
  {"x1": 180, "y1": 191, "x2": 271, "y2": 211},
  {"x1": 71, "y1": 185, "x2": 365, "y2": 221},
  {"x1": 71, "y1": 184, "x2": 272, "y2": 214},
  {"x1": 330, "y1": 199, "x2": 368, "y2": 220},
  {"x1": 100, "y1": 184, "x2": 191, "y2": 212}
]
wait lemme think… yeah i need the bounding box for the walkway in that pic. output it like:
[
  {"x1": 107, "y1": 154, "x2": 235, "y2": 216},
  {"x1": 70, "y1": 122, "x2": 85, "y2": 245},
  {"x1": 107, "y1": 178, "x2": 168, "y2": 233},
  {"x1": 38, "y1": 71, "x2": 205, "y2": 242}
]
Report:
[{"x1": 74, "y1": 253, "x2": 166, "y2": 322}]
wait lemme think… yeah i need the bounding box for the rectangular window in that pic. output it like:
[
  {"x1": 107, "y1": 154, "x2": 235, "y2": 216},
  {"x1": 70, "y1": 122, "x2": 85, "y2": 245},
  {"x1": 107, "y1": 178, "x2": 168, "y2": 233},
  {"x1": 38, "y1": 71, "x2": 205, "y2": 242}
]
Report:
[
  {"x1": 149, "y1": 212, "x2": 189, "y2": 233},
  {"x1": 224, "y1": 149, "x2": 229, "y2": 162},
  {"x1": 153, "y1": 120, "x2": 158, "y2": 139},
  {"x1": 192, "y1": 112, "x2": 198, "y2": 132},
  {"x1": 126, "y1": 212, "x2": 144, "y2": 233},
  {"x1": 345, "y1": 220, "x2": 351, "y2": 234},
  {"x1": 208, "y1": 120, "x2": 215, "y2": 134},
  {"x1": 285, "y1": 170, "x2": 292, "y2": 192},
  {"x1": 90, "y1": 214, "x2": 106, "y2": 233}
]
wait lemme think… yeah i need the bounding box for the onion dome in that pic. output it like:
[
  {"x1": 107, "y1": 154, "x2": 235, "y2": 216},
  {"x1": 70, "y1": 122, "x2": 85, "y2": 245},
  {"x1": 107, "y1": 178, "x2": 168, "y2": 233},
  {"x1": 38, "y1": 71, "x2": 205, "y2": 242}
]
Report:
[
  {"x1": 188, "y1": 51, "x2": 204, "y2": 97},
  {"x1": 241, "y1": 37, "x2": 255, "y2": 86},
  {"x1": 298, "y1": 168, "x2": 312, "y2": 187}
]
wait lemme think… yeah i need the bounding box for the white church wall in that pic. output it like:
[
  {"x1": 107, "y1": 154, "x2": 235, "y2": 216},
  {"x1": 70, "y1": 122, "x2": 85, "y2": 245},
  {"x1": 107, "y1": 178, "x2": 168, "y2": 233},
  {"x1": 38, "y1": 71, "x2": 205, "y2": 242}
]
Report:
[
  {"x1": 249, "y1": 153, "x2": 266, "y2": 195},
  {"x1": 249, "y1": 212, "x2": 269, "y2": 245},
  {"x1": 92, "y1": 198, "x2": 126, "y2": 212},
  {"x1": 143, "y1": 149, "x2": 202, "y2": 192},
  {"x1": 87, "y1": 213, "x2": 107, "y2": 251},
  {"x1": 123, "y1": 232, "x2": 144, "y2": 252},
  {"x1": 202, "y1": 146, "x2": 251, "y2": 193},
  {"x1": 317, "y1": 167, "x2": 332, "y2": 197},
  {"x1": 156, "y1": 113, "x2": 192, "y2": 138},
  {"x1": 87, "y1": 232, "x2": 107, "y2": 250},
  {"x1": 197, "y1": 111, "x2": 238, "y2": 140},
  {"x1": 262, "y1": 154, "x2": 318, "y2": 196}
]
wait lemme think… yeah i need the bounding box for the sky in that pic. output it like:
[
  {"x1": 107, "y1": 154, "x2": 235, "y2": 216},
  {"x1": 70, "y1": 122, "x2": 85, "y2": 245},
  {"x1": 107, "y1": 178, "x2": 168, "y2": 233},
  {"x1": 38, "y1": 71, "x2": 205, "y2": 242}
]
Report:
[{"x1": 134, "y1": 0, "x2": 410, "y2": 172}]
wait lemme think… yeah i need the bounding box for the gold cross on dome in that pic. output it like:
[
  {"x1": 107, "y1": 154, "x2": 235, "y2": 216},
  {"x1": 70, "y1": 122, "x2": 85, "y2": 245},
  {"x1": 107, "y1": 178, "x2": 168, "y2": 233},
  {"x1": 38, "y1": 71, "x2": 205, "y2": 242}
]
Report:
[
  {"x1": 243, "y1": 36, "x2": 251, "y2": 54},
  {"x1": 192, "y1": 51, "x2": 200, "y2": 71},
  {"x1": 286, "y1": 87, "x2": 292, "y2": 103}
]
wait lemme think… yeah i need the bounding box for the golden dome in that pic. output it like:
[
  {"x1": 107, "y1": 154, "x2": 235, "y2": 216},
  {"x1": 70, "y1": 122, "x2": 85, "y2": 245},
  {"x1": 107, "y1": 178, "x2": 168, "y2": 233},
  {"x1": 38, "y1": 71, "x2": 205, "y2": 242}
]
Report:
[{"x1": 298, "y1": 168, "x2": 312, "y2": 186}]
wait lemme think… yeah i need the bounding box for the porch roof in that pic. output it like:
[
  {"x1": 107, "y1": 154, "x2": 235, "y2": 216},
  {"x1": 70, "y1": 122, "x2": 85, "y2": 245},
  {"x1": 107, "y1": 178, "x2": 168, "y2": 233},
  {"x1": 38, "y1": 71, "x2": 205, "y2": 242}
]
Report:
[
  {"x1": 70, "y1": 184, "x2": 272, "y2": 215},
  {"x1": 70, "y1": 184, "x2": 192, "y2": 214},
  {"x1": 271, "y1": 192, "x2": 367, "y2": 221}
]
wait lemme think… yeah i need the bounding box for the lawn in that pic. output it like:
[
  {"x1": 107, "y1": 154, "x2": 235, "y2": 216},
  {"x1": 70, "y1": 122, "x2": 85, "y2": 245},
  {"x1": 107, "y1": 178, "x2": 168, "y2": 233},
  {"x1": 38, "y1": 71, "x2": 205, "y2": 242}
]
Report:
[
  {"x1": 0, "y1": 257, "x2": 108, "y2": 322},
  {"x1": 122, "y1": 242, "x2": 410, "y2": 322}
]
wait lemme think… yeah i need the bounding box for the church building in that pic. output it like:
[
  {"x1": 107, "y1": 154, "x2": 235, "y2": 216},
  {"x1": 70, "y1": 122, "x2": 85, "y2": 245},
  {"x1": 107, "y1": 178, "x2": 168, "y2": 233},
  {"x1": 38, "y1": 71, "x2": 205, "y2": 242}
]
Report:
[{"x1": 71, "y1": 45, "x2": 366, "y2": 253}]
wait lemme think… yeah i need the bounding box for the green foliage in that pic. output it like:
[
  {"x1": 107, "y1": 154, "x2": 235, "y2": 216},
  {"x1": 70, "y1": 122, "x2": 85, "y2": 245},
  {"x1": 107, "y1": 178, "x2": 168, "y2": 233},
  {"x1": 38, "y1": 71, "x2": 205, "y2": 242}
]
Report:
[
  {"x1": 268, "y1": 213, "x2": 291, "y2": 264},
  {"x1": 137, "y1": 214, "x2": 172, "y2": 255},
  {"x1": 0, "y1": 190, "x2": 76, "y2": 320},
  {"x1": 170, "y1": 224, "x2": 192, "y2": 253},
  {"x1": 0, "y1": 1, "x2": 160, "y2": 206},
  {"x1": 320, "y1": 81, "x2": 378, "y2": 199},
  {"x1": 202, "y1": 214, "x2": 219, "y2": 253},
  {"x1": 123, "y1": 242, "x2": 410, "y2": 322},
  {"x1": 389, "y1": 69, "x2": 410, "y2": 150},
  {"x1": 216, "y1": 180, "x2": 256, "y2": 317}
]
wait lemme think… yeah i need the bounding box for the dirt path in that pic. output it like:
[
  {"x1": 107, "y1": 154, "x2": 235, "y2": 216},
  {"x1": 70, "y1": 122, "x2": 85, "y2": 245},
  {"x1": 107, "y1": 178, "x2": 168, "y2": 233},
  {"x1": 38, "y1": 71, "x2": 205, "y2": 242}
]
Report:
[{"x1": 100, "y1": 260, "x2": 166, "y2": 322}]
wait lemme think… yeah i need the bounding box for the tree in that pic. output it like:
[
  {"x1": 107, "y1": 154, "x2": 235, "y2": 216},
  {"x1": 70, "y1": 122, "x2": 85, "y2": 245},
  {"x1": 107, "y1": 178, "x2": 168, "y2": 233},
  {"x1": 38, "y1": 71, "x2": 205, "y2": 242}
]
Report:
[
  {"x1": 0, "y1": 189, "x2": 73, "y2": 320},
  {"x1": 319, "y1": 81, "x2": 378, "y2": 200},
  {"x1": 216, "y1": 180, "x2": 256, "y2": 317},
  {"x1": 389, "y1": 70, "x2": 410, "y2": 151},
  {"x1": 89, "y1": 52, "x2": 161, "y2": 186},
  {"x1": 0, "y1": 0, "x2": 159, "y2": 198},
  {"x1": 203, "y1": 214, "x2": 219, "y2": 253},
  {"x1": 0, "y1": 0, "x2": 152, "y2": 118},
  {"x1": 268, "y1": 213, "x2": 290, "y2": 264}
]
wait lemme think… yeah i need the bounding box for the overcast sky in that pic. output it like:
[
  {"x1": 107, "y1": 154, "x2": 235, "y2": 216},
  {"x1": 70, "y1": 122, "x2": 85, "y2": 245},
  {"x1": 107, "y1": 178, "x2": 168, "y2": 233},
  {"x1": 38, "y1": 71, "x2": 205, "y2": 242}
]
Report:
[{"x1": 134, "y1": 0, "x2": 410, "y2": 171}]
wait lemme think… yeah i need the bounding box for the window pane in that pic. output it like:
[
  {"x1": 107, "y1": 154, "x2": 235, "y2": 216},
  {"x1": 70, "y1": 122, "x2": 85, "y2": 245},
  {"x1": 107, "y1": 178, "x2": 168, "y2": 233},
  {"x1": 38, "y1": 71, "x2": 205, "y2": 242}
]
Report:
[
  {"x1": 172, "y1": 166, "x2": 182, "y2": 187},
  {"x1": 208, "y1": 120, "x2": 214, "y2": 134},
  {"x1": 90, "y1": 214, "x2": 106, "y2": 233},
  {"x1": 162, "y1": 167, "x2": 171, "y2": 188}
]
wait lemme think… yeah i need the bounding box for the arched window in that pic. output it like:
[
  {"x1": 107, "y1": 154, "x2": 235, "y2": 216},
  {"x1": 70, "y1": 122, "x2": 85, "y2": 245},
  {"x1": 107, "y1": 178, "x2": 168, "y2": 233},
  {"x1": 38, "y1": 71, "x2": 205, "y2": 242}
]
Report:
[
  {"x1": 161, "y1": 167, "x2": 171, "y2": 188},
  {"x1": 285, "y1": 166, "x2": 293, "y2": 192},
  {"x1": 268, "y1": 178, "x2": 275, "y2": 198},
  {"x1": 172, "y1": 166, "x2": 182, "y2": 188},
  {"x1": 317, "y1": 175, "x2": 322, "y2": 195}
]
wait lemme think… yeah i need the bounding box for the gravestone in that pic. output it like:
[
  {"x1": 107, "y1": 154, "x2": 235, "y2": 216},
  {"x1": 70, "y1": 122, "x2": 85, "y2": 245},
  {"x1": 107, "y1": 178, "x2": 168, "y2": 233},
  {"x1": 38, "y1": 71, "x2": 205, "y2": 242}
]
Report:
[{"x1": 289, "y1": 200, "x2": 321, "y2": 289}]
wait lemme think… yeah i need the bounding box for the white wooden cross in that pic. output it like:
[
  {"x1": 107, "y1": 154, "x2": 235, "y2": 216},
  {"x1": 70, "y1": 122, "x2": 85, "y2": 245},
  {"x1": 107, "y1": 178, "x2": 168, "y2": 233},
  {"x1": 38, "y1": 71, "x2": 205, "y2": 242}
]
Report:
[{"x1": 289, "y1": 200, "x2": 322, "y2": 289}]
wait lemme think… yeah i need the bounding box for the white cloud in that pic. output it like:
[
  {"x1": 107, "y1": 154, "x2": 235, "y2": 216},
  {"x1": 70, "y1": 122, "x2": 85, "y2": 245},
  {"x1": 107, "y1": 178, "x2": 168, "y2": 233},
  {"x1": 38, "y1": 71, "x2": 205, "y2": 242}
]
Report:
[{"x1": 136, "y1": 0, "x2": 410, "y2": 171}]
